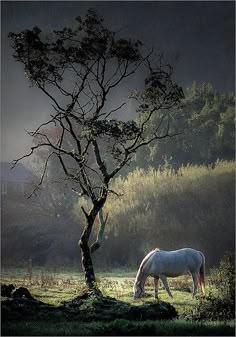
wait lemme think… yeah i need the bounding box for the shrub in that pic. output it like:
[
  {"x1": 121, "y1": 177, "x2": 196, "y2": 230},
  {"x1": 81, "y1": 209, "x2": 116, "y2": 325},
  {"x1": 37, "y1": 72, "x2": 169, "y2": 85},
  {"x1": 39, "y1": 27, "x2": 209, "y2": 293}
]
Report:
[
  {"x1": 192, "y1": 253, "x2": 235, "y2": 320},
  {"x1": 209, "y1": 252, "x2": 235, "y2": 301}
]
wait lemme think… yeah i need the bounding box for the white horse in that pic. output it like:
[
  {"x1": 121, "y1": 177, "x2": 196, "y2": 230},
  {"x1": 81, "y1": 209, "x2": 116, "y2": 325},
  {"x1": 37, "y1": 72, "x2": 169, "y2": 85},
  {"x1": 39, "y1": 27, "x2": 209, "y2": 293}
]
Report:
[{"x1": 133, "y1": 248, "x2": 205, "y2": 299}]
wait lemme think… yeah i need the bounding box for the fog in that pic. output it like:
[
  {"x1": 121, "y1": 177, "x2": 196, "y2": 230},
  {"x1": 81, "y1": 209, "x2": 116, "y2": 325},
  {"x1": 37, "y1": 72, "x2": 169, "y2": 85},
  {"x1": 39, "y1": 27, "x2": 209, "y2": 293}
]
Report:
[{"x1": 1, "y1": 1, "x2": 235, "y2": 162}]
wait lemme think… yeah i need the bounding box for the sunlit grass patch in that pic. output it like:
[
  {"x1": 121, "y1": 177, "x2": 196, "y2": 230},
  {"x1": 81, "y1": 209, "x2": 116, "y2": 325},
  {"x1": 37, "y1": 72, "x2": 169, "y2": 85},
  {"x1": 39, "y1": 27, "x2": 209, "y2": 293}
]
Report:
[{"x1": 0, "y1": 268, "x2": 223, "y2": 316}]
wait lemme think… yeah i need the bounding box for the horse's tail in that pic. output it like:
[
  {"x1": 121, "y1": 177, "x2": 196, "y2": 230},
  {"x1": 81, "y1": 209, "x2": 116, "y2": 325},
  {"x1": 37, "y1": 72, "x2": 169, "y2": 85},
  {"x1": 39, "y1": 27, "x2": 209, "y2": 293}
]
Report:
[{"x1": 198, "y1": 252, "x2": 206, "y2": 296}]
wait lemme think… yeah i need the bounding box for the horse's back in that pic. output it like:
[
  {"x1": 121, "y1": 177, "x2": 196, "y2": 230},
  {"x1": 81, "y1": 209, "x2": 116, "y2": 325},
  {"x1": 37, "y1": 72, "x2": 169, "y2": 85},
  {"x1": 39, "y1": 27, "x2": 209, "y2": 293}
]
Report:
[
  {"x1": 169, "y1": 248, "x2": 203, "y2": 273},
  {"x1": 184, "y1": 248, "x2": 204, "y2": 272},
  {"x1": 148, "y1": 249, "x2": 187, "y2": 276},
  {"x1": 146, "y1": 248, "x2": 203, "y2": 277}
]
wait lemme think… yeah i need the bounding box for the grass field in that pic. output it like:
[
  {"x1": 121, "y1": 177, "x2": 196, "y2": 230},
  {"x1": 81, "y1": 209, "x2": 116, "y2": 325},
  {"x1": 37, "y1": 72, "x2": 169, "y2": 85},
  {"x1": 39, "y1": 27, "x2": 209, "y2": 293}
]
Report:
[
  {"x1": 2, "y1": 319, "x2": 235, "y2": 336},
  {"x1": 1, "y1": 267, "x2": 235, "y2": 336},
  {"x1": 1, "y1": 267, "x2": 199, "y2": 313}
]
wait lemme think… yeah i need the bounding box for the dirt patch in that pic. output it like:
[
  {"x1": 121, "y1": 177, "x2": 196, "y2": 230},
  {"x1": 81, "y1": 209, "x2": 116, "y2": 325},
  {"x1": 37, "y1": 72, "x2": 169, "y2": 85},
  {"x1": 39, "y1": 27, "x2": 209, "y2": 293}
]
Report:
[{"x1": 1, "y1": 284, "x2": 178, "y2": 322}]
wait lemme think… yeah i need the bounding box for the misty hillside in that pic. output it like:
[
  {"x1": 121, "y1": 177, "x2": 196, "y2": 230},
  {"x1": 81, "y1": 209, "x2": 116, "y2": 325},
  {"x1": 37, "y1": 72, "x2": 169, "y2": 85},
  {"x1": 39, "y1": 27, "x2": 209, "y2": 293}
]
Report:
[{"x1": 2, "y1": 160, "x2": 234, "y2": 270}]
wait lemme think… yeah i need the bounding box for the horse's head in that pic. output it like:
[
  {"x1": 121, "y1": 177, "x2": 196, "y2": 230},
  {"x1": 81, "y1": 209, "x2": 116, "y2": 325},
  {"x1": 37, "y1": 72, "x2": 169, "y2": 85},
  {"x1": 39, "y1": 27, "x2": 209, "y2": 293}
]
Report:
[{"x1": 133, "y1": 280, "x2": 143, "y2": 299}]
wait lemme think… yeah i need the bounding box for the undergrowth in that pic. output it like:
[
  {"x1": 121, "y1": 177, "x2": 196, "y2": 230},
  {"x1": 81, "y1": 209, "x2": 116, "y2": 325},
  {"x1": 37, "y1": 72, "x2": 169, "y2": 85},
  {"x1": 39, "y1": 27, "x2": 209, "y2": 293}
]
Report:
[{"x1": 192, "y1": 253, "x2": 235, "y2": 320}]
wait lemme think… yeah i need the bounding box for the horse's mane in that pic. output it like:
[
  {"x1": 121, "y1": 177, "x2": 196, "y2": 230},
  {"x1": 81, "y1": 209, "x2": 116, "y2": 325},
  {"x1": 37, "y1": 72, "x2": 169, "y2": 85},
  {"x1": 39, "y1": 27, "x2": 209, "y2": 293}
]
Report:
[{"x1": 139, "y1": 248, "x2": 160, "y2": 273}]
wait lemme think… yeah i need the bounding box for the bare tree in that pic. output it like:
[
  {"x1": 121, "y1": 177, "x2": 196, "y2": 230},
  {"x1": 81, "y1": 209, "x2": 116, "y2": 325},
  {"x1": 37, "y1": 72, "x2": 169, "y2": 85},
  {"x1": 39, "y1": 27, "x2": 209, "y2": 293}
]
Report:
[{"x1": 9, "y1": 9, "x2": 184, "y2": 292}]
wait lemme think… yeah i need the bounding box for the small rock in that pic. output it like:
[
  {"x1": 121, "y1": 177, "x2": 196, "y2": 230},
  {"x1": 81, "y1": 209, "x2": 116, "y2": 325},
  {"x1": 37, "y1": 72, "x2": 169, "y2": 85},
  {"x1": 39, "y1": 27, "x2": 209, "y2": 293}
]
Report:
[
  {"x1": 1, "y1": 284, "x2": 15, "y2": 297},
  {"x1": 12, "y1": 287, "x2": 35, "y2": 300}
]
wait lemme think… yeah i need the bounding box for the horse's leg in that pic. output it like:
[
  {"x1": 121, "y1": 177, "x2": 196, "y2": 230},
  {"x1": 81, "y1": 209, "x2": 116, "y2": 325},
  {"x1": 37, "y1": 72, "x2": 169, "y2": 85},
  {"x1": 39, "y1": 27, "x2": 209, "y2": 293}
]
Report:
[
  {"x1": 191, "y1": 272, "x2": 198, "y2": 297},
  {"x1": 154, "y1": 277, "x2": 159, "y2": 299},
  {"x1": 159, "y1": 275, "x2": 173, "y2": 298}
]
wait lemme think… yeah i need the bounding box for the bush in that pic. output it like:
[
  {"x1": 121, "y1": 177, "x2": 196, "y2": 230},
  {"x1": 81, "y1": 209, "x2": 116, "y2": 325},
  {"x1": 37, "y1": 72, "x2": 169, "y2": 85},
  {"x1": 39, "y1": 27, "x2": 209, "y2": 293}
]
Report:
[
  {"x1": 192, "y1": 254, "x2": 235, "y2": 320},
  {"x1": 209, "y1": 253, "x2": 235, "y2": 301},
  {"x1": 193, "y1": 294, "x2": 235, "y2": 321}
]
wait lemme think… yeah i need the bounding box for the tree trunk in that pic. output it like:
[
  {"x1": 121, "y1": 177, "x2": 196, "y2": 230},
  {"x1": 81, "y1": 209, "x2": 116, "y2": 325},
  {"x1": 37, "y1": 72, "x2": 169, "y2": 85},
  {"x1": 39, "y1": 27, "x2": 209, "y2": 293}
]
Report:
[
  {"x1": 79, "y1": 238, "x2": 96, "y2": 289},
  {"x1": 79, "y1": 200, "x2": 107, "y2": 295},
  {"x1": 78, "y1": 208, "x2": 101, "y2": 294}
]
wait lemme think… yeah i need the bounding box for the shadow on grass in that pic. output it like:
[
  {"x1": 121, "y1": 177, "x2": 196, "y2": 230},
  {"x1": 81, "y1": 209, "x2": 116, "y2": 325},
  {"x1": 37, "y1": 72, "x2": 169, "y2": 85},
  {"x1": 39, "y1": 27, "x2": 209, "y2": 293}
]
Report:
[
  {"x1": 2, "y1": 319, "x2": 235, "y2": 336},
  {"x1": 1, "y1": 288, "x2": 177, "y2": 323}
]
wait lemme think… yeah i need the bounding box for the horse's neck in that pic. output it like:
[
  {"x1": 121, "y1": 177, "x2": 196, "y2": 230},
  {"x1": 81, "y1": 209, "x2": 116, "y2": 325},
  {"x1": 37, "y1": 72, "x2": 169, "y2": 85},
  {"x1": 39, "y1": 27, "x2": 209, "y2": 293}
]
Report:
[{"x1": 136, "y1": 269, "x2": 148, "y2": 287}]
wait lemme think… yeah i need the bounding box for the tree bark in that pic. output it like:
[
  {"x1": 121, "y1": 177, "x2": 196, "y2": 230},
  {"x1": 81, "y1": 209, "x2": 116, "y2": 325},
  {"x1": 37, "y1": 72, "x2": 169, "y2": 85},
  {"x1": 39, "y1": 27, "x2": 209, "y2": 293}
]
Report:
[
  {"x1": 78, "y1": 202, "x2": 105, "y2": 294},
  {"x1": 79, "y1": 214, "x2": 96, "y2": 290},
  {"x1": 79, "y1": 238, "x2": 96, "y2": 289}
]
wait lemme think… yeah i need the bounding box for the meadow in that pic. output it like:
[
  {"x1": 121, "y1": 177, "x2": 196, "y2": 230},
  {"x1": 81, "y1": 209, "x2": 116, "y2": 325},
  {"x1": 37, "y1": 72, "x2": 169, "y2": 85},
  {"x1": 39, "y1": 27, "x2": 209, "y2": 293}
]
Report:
[
  {"x1": 1, "y1": 160, "x2": 235, "y2": 336},
  {"x1": 1, "y1": 267, "x2": 235, "y2": 336}
]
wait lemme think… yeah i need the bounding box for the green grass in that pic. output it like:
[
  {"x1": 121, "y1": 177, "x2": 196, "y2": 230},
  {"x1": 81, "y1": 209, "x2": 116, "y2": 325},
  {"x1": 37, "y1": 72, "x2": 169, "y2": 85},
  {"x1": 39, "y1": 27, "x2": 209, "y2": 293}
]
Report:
[
  {"x1": 2, "y1": 319, "x2": 235, "y2": 336},
  {"x1": 1, "y1": 267, "x2": 197, "y2": 313},
  {"x1": 1, "y1": 268, "x2": 235, "y2": 336}
]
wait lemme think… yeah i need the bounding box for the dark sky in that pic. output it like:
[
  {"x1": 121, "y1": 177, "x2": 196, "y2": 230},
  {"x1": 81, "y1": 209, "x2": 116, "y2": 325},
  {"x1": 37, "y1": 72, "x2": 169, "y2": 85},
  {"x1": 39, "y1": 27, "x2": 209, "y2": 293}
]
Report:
[{"x1": 1, "y1": 1, "x2": 235, "y2": 162}]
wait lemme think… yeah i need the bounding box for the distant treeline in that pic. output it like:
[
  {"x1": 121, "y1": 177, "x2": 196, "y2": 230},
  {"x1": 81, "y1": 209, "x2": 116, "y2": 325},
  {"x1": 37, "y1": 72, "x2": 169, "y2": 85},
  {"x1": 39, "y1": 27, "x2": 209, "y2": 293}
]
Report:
[
  {"x1": 75, "y1": 160, "x2": 235, "y2": 269},
  {"x1": 133, "y1": 82, "x2": 235, "y2": 170}
]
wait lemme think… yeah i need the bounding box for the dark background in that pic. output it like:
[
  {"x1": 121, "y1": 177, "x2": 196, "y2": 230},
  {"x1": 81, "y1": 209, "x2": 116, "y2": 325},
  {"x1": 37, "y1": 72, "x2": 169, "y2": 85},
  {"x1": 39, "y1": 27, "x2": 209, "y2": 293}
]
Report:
[{"x1": 1, "y1": 1, "x2": 235, "y2": 162}]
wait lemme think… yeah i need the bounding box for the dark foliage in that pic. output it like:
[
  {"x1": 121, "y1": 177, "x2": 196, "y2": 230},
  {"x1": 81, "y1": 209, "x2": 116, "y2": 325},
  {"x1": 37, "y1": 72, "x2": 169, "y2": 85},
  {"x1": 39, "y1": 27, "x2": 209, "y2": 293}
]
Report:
[
  {"x1": 134, "y1": 82, "x2": 235, "y2": 169},
  {"x1": 192, "y1": 254, "x2": 235, "y2": 320}
]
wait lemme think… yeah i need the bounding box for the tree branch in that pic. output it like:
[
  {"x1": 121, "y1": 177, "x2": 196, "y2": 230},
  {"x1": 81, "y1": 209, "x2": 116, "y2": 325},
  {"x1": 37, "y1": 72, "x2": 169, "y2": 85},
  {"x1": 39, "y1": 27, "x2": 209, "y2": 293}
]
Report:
[
  {"x1": 90, "y1": 209, "x2": 108, "y2": 254},
  {"x1": 92, "y1": 140, "x2": 109, "y2": 181},
  {"x1": 25, "y1": 152, "x2": 55, "y2": 198}
]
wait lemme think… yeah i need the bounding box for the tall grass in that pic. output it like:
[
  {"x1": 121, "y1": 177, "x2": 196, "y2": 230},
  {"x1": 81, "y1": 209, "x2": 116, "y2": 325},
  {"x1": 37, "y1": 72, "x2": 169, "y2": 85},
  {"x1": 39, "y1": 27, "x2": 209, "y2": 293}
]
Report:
[{"x1": 73, "y1": 160, "x2": 235, "y2": 267}]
